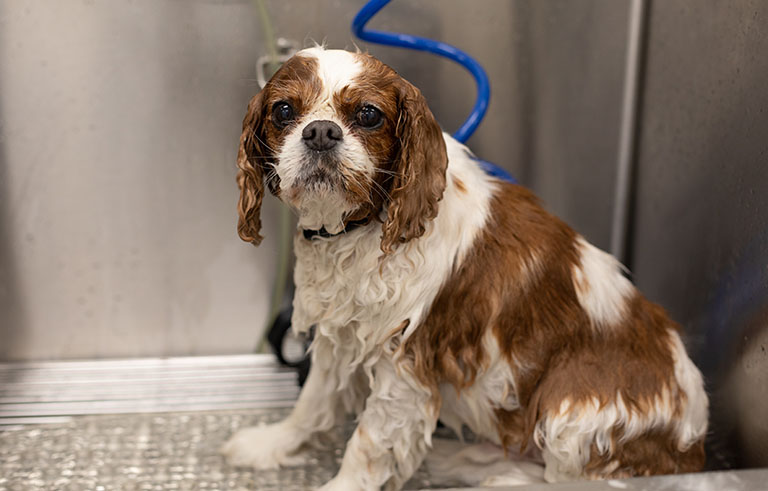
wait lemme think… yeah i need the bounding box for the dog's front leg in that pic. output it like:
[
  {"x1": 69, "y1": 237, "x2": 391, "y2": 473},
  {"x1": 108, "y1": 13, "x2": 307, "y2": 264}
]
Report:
[
  {"x1": 221, "y1": 339, "x2": 344, "y2": 470},
  {"x1": 319, "y1": 357, "x2": 438, "y2": 491}
]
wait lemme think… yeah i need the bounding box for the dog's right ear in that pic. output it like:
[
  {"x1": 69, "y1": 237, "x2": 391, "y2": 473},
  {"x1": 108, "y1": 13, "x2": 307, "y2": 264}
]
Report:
[{"x1": 236, "y1": 92, "x2": 267, "y2": 245}]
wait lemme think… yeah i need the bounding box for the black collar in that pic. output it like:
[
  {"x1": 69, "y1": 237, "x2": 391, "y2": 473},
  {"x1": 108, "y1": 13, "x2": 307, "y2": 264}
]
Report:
[{"x1": 302, "y1": 217, "x2": 371, "y2": 241}]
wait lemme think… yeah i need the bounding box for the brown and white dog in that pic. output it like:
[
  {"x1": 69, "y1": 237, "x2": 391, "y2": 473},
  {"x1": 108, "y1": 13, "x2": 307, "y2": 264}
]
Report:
[{"x1": 221, "y1": 47, "x2": 708, "y2": 490}]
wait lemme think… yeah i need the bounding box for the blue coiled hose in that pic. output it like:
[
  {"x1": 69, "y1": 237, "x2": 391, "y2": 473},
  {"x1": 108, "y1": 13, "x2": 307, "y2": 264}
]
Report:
[{"x1": 352, "y1": 0, "x2": 515, "y2": 183}]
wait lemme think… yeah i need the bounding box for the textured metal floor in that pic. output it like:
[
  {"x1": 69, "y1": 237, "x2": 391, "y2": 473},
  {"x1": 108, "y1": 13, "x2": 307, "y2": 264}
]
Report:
[
  {"x1": 0, "y1": 355, "x2": 441, "y2": 490},
  {"x1": 0, "y1": 408, "x2": 443, "y2": 490}
]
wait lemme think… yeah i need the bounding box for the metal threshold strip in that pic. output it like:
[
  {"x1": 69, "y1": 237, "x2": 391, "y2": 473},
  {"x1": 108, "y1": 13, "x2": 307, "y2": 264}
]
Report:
[{"x1": 0, "y1": 354, "x2": 300, "y2": 426}]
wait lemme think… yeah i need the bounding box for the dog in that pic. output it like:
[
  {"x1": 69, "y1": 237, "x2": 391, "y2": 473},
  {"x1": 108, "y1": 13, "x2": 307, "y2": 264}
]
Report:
[{"x1": 221, "y1": 46, "x2": 708, "y2": 490}]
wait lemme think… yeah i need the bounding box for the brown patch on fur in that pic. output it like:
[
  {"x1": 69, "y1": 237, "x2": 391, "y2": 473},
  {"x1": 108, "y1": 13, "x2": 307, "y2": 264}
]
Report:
[
  {"x1": 355, "y1": 426, "x2": 375, "y2": 473},
  {"x1": 337, "y1": 53, "x2": 447, "y2": 255},
  {"x1": 572, "y1": 268, "x2": 590, "y2": 297},
  {"x1": 388, "y1": 319, "x2": 411, "y2": 339},
  {"x1": 494, "y1": 407, "x2": 528, "y2": 450},
  {"x1": 330, "y1": 55, "x2": 401, "y2": 231},
  {"x1": 236, "y1": 54, "x2": 321, "y2": 244},
  {"x1": 586, "y1": 428, "x2": 705, "y2": 478},
  {"x1": 236, "y1": 92, "x2": 267, "y2": 245},
  {"x1": 400, "y1": 182, "x2": 704, "y2": 476},
  {"x1": 387, "y1": 319, "x2": 411, "y2": 355},
  {"x1": 522, "y1": 294, "x2": 680, "y2": 434},
  {"x1": 402, "y1": 184, "x2": 581, "y2": 395},
  {"x1": 453, "y1": 177, "x2": 467, "y2": 194}
]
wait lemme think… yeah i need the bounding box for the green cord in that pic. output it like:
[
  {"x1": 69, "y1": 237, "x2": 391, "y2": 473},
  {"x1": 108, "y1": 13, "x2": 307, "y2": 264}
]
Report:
[
  {"x1": 253, "y1": 0, "x2": 280, "y2": 75},
  {"x1": 252, "y1": 0, "x2": 294, "y2": 353}
]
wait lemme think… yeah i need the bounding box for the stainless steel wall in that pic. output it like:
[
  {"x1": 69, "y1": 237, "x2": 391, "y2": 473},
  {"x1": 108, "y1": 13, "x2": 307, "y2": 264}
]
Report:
[
  {"x1": 0, "y1": 1, "x2": 283, "y2": 360},
  {"x1": 630, "y1": 1, "x2": 768, "y2": 469},
  {"x1": 0, "y1": 0, "x2": 628, "y2": 360}
]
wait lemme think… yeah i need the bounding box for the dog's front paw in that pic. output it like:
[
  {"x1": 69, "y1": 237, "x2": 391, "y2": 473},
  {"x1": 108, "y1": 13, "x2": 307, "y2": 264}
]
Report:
[
  {"x1": 317, "y1": 476, "x2": 363, "y2": 491},
  {"x1": 221, "y1": 422, "x2": 308, "y2": 470}
]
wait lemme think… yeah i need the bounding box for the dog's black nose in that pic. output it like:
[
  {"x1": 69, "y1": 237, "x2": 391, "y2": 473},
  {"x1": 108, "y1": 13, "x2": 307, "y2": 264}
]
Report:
[{"x1": 302, "y1": 120, "x2": 343, "y2": 151}]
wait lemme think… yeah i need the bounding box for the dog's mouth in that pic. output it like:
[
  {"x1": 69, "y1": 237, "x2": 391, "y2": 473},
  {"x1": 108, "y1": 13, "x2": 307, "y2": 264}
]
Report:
[{"x1": 294, "y1": 153, "x2": 344, "y2": 192}]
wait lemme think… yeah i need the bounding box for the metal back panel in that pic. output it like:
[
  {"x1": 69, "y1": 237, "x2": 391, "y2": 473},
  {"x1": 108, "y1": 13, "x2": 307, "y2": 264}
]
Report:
[
  {"x1": 0, "y1": 1, "x2": 281, "y2": 359},
  {"x1": 631, "y1": 0, "x2": 768, "y2": 468}
]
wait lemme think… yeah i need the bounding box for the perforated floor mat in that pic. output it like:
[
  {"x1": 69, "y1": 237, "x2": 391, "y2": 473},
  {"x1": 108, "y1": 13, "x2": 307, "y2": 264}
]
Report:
[
  {"x1": 0, "y1": 355, "x2": 455, "y2": 490},
  {"x1": 0, "y1": 408, "x2": 445, "y2": 490}
]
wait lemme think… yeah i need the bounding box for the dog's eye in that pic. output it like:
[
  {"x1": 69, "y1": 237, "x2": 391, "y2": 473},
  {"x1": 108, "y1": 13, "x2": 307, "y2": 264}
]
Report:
[
  {"x1": 272, "y1": 102, "x2": 295, "y2": 127},
  {"x1": 356, "y1": 105, "x2": 383, "y2": 128}
]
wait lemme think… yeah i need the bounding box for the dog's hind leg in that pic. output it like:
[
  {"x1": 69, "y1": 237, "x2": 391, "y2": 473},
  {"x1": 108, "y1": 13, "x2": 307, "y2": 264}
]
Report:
[{"x1": 425, "y1": 439, "x2": 545, "y2": 488}]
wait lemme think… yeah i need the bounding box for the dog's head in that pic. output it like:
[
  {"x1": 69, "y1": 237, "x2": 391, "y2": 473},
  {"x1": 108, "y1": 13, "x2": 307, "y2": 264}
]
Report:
[{"x1": 236, "y1": 47, "x2": 447, "y2": 253}]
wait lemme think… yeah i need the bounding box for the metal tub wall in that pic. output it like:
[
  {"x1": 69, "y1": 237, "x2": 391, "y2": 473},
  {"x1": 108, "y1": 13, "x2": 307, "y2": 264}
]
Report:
[
  {"x1": 629, "y1": 0, "x2": 768, "y2": 469},
  {"x1": 0, "y1": 1, "x2": 282, "y2": 360}
]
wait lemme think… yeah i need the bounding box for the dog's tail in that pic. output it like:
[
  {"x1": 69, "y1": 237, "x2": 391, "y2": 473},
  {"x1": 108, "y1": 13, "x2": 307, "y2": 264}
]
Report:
[{"x1": 424, "y1": 438, "x2": 546, "y2": 487}]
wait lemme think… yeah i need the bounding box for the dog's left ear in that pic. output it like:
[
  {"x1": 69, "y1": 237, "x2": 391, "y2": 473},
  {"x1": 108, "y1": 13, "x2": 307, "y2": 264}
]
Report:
[
  {"x1": 380, "y1": 80, "x2": 448, "y2": 254},
  {"x1": 236, "y1": 92, "x2": 267, "y2": 246}
]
